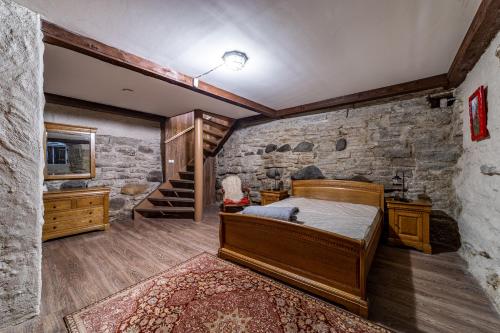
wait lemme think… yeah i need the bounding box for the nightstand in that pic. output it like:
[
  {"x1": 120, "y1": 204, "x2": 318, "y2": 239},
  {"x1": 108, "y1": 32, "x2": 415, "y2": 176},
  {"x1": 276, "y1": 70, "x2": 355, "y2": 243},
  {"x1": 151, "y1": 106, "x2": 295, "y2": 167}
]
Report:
[
  {"x1": 386, "y1": 198, "x2": 432, "y2": 254},
  {"x1": 260, "y1": 190, "x2": 289, "y2": 205}
]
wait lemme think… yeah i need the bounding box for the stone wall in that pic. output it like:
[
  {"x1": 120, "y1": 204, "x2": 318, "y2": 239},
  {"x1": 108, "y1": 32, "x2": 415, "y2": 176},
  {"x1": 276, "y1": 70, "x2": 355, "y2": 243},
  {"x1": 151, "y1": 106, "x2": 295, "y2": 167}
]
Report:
[
  {"x1": 217, "y1": 92, "x2": 463, "y2": 249},
  {"x1": 0, "y1": 0, "x2": 44, "y2": 328},
  {"x1": 44, "y1": 103, "x2": 162, "y2": 221},
  {"x1": 218, "y1": 94, "x2": 462, "y2": 213},
  {"x1": 453, "y1": 32, "x2": 500, "y2": 312}
]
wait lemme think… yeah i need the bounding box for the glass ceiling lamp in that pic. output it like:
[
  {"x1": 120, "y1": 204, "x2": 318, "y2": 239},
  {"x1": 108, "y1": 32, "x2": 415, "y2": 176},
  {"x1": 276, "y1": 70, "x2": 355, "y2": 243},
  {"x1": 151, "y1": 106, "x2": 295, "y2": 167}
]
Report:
[
  {"x1": 193, "y1": 50, "x2": 249, "y2": 87},
  {"x1": 222, "y1": 50, "x2": 249, "y2": 71}
]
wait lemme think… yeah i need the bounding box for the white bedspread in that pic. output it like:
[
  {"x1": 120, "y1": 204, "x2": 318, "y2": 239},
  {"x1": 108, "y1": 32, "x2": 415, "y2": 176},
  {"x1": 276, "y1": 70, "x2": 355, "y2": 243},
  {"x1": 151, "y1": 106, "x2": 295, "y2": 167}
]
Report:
[{"x1": 266, "y1": 197, "x2": 379, "y2": 241}]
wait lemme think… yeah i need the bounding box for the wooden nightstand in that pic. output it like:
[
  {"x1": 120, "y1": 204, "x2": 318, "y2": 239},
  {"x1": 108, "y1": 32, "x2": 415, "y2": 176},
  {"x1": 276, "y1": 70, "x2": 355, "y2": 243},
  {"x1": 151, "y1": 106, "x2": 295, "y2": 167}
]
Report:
[
  {"x1": 386, "y1": 198, "x2": 432, "y2": 254},
  {"x1": 260, "y1": 190, "x2": 289, "y2": 205}
]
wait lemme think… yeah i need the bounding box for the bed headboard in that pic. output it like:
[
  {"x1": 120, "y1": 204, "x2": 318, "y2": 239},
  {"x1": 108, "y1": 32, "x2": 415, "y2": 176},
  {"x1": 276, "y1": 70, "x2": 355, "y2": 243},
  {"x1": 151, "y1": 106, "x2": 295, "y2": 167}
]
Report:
[{"x1": 291, "y1": 179, "x2": 385, "y2": 211}]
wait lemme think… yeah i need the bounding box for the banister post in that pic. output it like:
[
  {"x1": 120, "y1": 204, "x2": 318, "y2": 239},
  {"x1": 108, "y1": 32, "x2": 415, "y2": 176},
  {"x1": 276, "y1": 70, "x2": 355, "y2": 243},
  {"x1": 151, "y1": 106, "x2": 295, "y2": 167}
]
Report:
[{"x1": 194, "y1": 110, "x2": 204, "y2": 222}]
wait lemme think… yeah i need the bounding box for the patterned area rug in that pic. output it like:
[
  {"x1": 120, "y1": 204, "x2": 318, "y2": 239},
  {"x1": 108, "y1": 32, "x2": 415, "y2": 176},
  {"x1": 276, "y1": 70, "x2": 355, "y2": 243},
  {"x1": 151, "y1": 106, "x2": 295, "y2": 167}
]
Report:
[{"x1": 65, "y1": 253, "x2": 389, "y2": 332}]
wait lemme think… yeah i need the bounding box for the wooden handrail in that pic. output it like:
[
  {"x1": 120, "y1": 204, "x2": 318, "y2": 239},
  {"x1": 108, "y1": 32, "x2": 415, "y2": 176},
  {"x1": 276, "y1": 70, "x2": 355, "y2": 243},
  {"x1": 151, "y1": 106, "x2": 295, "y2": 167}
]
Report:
[{"x1": 164, "y1": 125, "x2": 194, "y2": 144}]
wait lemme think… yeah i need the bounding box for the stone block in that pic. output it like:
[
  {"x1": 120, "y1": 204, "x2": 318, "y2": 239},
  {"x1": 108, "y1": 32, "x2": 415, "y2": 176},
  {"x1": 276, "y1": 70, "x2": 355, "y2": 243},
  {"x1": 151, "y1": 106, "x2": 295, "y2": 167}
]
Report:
[
  {"x1": 116, "y1": 147, "x2": 136, "y2": 156},
  {"x1": 480, "y1": 165, "x2": 500, "y2": 176},
  {"x1": 146, "y1": 170, "x2": 163, "y2": 182},
  {"x1": 109, "y1": 197, "x2": 126, "y2": 210},
  {"x1": 138, "y1": 145, "x2": 154, "y2": 154},
  {"x1": 291, "y1": 165, "x2": 325, "y2": 180},
  {"x1": 293, "y1": 141, "x2": 314, "y2": 152},
  {"x1": 335, "y1": 138, "x2": 347, "y2": 151},
  {"x1": 110, "y1": 136, "x2": 141, "y2": 146},
  {"x1": 60, "y1": 180, "x2": 88, "y2": 189},
  {"x1": 277, "y1": 144, "x2": 291, "y2": 152},
  {"x1": 265, "y1": 144, "x2": 277, "y2": 153},
  {"x1": 121, "y1": 183, "x2": 150, "y2": 195}
]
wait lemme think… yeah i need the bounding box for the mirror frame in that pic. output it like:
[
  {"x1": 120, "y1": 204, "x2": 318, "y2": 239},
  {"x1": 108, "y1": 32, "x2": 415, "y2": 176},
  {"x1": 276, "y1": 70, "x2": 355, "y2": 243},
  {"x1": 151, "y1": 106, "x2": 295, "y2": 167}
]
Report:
[{"x1": 44, "y1": 122, "x2": 96, "y2": 180}]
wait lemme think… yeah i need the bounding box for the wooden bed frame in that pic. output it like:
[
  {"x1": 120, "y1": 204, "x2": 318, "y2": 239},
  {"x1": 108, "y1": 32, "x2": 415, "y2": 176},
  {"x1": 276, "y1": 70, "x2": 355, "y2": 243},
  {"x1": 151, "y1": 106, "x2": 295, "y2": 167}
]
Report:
[{"x1": 218, "y1": 179, "x2": 384, "y2": 317}]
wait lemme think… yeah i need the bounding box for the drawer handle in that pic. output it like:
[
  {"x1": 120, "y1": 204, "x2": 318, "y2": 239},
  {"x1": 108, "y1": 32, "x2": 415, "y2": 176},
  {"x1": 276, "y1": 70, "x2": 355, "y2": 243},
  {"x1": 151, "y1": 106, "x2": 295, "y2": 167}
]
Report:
[
  {"x1": 88, "y1": 220, "x2": 92, "y2": 223},
  {"x1": 89, "y1": 202, "x2": 93, "y2": 205},
  {"x1": 53, "y1": 205, "x2": 57, "y2": 209},
  {"x1": 52, "y1": 226, "x2": 57, "y2": 230},
  {"x1": 52, "y1": 217, "x2": 56, "y2": 220},
  {"x1": 89, "y1": 212, "x2": 93, "y2": 215}
]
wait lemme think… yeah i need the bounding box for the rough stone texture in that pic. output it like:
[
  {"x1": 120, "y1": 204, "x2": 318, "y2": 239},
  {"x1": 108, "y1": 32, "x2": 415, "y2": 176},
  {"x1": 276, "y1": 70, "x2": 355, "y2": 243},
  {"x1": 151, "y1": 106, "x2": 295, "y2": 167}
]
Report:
[
  {"x1": 217, "y1": 94, "x2": 462, "y2": 214},
  {"x1": 291, "y1": 165, "x2": 325, "y2": 180},
  {"x1": 46, "y1": 134, "x2": 162, "y2": 221},
  {"x1": 453, "y1": 32, "x2": 500, "y2": 312},
  {"x1": 0, "y1": 0, "x2": 44, "y2": 328}
]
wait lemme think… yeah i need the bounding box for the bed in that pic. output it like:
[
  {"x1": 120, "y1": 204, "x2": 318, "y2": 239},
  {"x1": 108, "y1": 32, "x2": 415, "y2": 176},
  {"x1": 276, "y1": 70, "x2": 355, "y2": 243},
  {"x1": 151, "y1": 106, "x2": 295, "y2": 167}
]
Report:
[{"x1": 218, "y1": 179, "x2": 384, "y2": 317}]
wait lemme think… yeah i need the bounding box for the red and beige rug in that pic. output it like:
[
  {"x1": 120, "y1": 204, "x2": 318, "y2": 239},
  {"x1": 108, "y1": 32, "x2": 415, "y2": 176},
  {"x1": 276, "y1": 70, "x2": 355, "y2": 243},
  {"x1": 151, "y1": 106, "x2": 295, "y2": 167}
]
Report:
[{"x1": 65, "y1": 253, "x2": 389, "y2": 333}]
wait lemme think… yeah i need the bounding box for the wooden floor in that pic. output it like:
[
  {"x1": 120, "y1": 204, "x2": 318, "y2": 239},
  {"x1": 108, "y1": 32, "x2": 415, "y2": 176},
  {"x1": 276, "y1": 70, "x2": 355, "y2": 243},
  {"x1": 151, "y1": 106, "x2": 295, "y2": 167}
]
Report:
[{"x1": 3, "y1": 205, "x2": 500, "y2": 333}]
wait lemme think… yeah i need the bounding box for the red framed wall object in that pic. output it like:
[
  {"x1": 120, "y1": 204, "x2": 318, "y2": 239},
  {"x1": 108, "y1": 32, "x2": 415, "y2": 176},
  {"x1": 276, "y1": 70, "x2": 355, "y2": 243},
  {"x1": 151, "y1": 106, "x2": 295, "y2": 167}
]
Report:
[{"x1": 468, "y1": 86, "x2": 489, "y2": 141}]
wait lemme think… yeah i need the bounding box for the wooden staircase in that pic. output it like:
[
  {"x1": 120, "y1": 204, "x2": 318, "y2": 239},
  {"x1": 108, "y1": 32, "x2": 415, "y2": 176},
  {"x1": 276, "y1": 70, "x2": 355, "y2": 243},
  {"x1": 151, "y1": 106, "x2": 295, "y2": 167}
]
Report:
[{"x1": 134, "y1": 111, "x2": 235, "y2": 219}]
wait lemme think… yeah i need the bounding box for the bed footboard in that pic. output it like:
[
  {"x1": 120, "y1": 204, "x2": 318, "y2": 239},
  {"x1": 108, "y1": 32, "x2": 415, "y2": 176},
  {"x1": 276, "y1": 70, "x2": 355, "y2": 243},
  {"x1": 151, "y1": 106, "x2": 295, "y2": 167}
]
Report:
[{"x1": 219, "y1": 212, "x2": 378, "y2": 317}]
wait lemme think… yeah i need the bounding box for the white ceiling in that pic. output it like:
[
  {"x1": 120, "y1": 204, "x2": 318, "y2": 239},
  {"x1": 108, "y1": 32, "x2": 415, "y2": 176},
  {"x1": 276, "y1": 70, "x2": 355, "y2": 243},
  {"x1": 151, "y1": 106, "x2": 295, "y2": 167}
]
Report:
[
  {"x1": 19, "y1": 0, "x2": 480, "y2": 112},
  {"x1": 43, "y1": 45, "x2": 258, "y2": 119}
]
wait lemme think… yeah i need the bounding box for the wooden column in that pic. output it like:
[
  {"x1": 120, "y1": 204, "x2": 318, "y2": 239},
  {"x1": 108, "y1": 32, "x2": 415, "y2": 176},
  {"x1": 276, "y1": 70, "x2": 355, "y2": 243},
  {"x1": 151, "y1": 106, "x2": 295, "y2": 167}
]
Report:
[
  {"x1": 160, "y1": 117, "x2": 167, "y2": 183},
  {"x1": 194, "y1": 110, "x2": 204, "y2": 222}
]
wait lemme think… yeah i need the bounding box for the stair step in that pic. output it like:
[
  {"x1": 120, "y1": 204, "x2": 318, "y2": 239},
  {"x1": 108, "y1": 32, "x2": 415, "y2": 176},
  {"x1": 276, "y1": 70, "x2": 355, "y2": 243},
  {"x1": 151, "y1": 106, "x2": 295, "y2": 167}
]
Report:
[
  {"x1": 169, "y1": 179, "x2": 194, "y2": 189},
  {"x1": 204, "y1": 128, "x2": 224, "y2": 138},
  {"x1": 204, "y1": 147, "x2": 216, "y2": 155},
  {"x1": 135, "y1": 206, "x2": 194, "y2": 216},
  {"x1": 179, "y1": 171, "x2": 194, "y2": 180},
  {"x1": 159, "y1": 188, "x2": 194, "y2": 197},
  {"x1": 204, "y1": 118, "x2": 229, "y2": 131},
  {"x1": 148, "y1": 196, "x2": 194, "y2": 206},
  {"x1": 203, "y1": 136, "x2": 219, "y2": 146}
]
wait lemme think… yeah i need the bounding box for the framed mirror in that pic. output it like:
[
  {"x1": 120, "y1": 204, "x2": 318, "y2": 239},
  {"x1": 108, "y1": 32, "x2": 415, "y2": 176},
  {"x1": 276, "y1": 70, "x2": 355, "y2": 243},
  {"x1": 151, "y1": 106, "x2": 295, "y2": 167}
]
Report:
[{"x1": 44, "y1": 122, "x2": 96, "y2": 180}]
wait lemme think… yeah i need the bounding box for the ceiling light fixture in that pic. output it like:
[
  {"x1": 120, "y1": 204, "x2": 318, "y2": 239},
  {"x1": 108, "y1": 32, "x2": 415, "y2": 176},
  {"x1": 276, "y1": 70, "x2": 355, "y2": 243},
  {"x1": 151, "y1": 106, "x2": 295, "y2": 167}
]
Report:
[
  {"x1": 193, "y1": 50, "x2": 249, "y2": 87},
  {"x1": 222, "y1": 50, "x2": 249, "y2": 71}
]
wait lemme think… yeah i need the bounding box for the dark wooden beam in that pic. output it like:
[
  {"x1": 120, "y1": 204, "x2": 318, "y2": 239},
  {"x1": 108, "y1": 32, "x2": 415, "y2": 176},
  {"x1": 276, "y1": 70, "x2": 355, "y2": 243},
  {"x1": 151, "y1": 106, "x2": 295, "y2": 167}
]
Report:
[
  {"x1": 41, "y1": 20, "x2": 277, "y2": 118},
  {"x1": 278, "y1": 74, "x2": 449, "y2": 117},
  {"x1": 448, "y1": 0, "x2": 500, "y2": 87},
  {"x1": 44, "y1": 93, "x2": 166, "y2": 122}
]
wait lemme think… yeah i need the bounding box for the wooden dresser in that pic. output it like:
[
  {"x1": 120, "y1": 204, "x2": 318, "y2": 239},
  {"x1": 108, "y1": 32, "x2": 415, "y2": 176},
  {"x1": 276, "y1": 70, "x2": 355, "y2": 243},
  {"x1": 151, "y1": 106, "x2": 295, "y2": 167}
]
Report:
[
  {"x1": 43, "y1": 187, "x2": 110, "y2": 241},
  {"x1": 260, "y1": 189, "x2": 289, "y2": 205},
  {"x1": 386, "y1": 198, "x2": 432, "y2": 254}
]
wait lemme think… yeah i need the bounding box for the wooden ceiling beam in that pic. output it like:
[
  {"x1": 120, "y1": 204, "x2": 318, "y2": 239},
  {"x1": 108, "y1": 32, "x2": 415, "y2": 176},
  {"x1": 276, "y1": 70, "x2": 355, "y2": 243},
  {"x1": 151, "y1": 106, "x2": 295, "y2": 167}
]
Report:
[
  {"x1": 277, "y1": 74, "x2": 449, "y2": 117},
  {"x1": 448, "y1": 0, "x2": 500, "y2": 88},
  {"x1": 45, "y1": 93, "x2": 166, "y2": 122},
  {"x1": 41, "y1": 20, "x2": 277, "y2": 118}
]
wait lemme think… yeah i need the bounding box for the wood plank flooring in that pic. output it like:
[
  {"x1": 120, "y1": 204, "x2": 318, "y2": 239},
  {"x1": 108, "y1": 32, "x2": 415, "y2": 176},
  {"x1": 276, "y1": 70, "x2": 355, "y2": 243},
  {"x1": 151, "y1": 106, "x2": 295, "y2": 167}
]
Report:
[{"x1": 3, "y1": 206, "x2": 499, "y2": 333}]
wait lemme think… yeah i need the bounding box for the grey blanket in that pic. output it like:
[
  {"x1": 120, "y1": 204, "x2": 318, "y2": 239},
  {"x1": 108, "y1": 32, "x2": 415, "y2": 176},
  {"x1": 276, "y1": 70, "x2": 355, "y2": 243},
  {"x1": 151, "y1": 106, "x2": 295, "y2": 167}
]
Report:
[{"x1": 241, "y1": 206, "x2": 300, "y2": 222}]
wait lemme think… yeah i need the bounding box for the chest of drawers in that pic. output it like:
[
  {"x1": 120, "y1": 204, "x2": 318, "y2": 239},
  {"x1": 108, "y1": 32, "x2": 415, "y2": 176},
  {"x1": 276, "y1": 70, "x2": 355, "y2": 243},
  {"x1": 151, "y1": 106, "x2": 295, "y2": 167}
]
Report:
[{"x1": 43, "y1": 187, "x2": 110, "y2": 241}]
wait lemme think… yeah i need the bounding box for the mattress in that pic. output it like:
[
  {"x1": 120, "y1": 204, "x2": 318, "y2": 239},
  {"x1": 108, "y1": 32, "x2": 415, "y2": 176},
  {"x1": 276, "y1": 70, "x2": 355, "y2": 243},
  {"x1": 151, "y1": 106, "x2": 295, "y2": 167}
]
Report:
[{"x1": 266, "y1": 196, "x2": 379, "y2": 241}]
